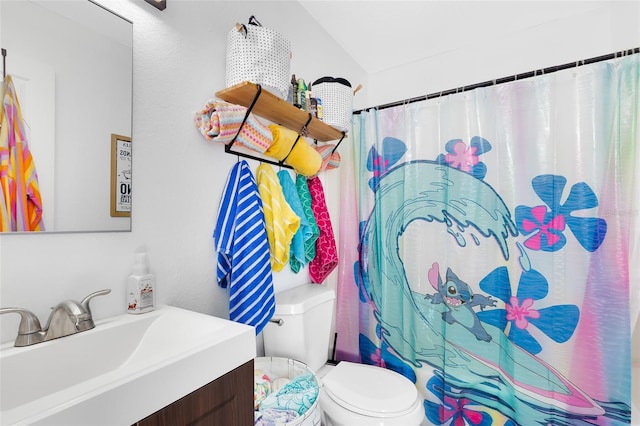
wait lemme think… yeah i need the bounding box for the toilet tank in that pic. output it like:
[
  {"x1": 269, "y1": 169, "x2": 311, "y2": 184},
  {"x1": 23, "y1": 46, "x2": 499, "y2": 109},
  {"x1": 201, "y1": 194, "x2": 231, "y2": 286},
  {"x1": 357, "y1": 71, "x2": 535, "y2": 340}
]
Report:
[{"x1": 263, "y1": 284, "x2": 336, "y2": 372}]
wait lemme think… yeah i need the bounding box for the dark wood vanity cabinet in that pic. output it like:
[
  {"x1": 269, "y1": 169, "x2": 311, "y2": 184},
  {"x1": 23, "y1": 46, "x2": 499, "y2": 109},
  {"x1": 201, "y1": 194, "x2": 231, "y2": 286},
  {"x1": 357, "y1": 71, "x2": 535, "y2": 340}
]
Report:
[{"x1": 135, "y1": 359, "x2": 254, "y2": 426}]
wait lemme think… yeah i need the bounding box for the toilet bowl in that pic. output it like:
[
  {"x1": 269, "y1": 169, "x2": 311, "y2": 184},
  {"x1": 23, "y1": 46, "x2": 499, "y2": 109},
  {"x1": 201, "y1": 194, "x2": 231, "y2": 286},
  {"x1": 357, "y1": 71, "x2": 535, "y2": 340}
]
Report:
[
  {"x1": 263, "y1": 284, "x2": 425, "y2": 426},
  {"x1": 319, "y1": 361, "x2": 424, "y2": 426}
]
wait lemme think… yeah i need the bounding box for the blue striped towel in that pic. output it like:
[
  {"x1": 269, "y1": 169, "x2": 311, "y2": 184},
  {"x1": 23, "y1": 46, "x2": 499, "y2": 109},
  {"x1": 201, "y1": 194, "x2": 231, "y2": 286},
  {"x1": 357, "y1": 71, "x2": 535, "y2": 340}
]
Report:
[{"x1": 213, "y1": 160, "x2": 275, "y2": 334}]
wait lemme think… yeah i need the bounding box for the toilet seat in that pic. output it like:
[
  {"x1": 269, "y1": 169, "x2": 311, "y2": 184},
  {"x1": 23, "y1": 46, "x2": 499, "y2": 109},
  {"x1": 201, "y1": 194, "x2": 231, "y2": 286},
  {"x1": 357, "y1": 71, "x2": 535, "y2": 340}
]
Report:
[{"x1": 321, "y1": 362, "x2": 419, "y2": 417}]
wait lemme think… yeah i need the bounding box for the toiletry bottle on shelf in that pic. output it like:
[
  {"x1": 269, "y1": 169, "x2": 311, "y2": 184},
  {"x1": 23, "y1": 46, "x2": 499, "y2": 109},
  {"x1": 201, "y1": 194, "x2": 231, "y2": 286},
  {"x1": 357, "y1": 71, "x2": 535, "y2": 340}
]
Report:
[
  {"x1": 127, "y1": 252, "x2": 154, "y2": 314},
  {"x1": 316, "y1": 98, "x2": 323, "y2": 121},
  {"x1": 306, "y1": 83, "x2": 318, "y2": 118},
  {"x1": 290, "y1": 74, "x2": 298, "y2": 107},
  {"x1": 297, "y1": 78, "x2": 307, "y2": 111}
]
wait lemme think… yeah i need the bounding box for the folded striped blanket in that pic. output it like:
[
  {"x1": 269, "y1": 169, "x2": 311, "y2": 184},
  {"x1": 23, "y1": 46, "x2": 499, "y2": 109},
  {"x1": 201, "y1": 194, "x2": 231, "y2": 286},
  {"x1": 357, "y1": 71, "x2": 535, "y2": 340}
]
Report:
[{"x1": 195, "y1": 100, "x2": 273, "y2": 153}]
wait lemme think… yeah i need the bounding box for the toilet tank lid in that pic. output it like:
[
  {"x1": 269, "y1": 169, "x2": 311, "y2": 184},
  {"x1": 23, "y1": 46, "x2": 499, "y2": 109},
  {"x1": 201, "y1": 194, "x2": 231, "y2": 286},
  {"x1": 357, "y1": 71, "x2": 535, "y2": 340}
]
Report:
[{"x1": 274, "y1": 284, "x2": 336, "y2": 315}]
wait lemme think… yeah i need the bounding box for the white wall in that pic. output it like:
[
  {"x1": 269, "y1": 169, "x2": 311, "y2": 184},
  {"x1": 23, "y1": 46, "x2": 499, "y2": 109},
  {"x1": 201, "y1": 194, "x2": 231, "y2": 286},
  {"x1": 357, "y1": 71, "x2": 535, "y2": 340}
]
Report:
[{"x1": 365, "y1": 2, "x2": 640, "y2": 109}]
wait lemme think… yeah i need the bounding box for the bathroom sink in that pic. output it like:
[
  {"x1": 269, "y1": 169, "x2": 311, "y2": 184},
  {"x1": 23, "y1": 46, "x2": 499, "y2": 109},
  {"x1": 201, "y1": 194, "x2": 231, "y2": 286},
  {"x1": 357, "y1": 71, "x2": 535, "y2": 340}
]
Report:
[{"x1": 0, "y1": 305, "x2": 256, "y2": 425}]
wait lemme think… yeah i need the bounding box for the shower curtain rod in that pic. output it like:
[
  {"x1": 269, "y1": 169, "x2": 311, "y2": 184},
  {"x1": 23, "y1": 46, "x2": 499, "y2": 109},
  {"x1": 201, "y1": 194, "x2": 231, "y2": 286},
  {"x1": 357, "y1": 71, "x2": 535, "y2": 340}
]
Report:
[
  {"x1": 2, "y1": 48, "x2": 6, "y2": 79},
  {"x1": 354, "y1": 46, "x2": 639, "y2": 114}
]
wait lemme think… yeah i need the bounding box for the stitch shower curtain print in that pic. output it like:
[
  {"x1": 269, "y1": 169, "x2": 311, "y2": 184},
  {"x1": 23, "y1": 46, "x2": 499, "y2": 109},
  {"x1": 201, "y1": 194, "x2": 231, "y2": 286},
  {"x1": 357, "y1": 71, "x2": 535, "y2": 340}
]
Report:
[{"x1": 340, "y1": 54, "x2": 639, "y2": 425}]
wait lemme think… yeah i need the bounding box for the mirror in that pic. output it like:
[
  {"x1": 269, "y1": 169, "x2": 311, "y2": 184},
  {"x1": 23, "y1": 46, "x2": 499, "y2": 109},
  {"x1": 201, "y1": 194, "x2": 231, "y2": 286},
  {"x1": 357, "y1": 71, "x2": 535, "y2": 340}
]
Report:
[{"x1": 1, "y1": 0, "x2": 132, "y2": 233}]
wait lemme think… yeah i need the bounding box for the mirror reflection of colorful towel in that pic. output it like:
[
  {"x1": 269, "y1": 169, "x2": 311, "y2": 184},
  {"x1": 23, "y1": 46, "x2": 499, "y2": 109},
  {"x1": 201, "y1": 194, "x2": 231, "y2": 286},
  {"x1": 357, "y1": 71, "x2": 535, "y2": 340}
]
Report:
[{"x1": 1, "y1": 75, "x2": 45, "y2": 232}]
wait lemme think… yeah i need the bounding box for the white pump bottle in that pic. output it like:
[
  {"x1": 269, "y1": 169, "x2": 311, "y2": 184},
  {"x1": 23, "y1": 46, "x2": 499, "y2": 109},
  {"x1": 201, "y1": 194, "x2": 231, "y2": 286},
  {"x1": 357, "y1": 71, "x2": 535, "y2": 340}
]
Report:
[{"x1": 127, "y1": 252, "x2": 154, "y2": 314}]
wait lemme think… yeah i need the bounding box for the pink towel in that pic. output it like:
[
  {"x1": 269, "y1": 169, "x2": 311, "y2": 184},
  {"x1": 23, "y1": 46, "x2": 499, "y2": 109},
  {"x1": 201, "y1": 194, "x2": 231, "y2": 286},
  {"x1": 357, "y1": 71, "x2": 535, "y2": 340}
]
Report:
[{"x1": 307, "y1": 177, "x2": 338, "y2": 283}]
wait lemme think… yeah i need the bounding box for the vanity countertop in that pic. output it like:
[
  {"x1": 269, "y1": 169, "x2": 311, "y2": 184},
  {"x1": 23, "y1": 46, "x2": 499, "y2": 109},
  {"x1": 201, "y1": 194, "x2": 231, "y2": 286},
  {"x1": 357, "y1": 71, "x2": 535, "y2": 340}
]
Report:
[{"x1": 0, "y1": 305, "x2": 256, "y2": 425}]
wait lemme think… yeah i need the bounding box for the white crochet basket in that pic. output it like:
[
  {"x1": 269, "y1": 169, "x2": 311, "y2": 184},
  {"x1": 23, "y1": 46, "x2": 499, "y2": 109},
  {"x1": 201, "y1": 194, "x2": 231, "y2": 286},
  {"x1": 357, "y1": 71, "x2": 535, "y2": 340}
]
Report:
[
  {"x1": 254, "y1": 357, "x2": 321, "y2": 426},
  {"x1": 312, "y1": 77, "x2": 353, "y2": 132},
  {"x1": 226, "y1": 16, "x2": 291, "y2": 99}
]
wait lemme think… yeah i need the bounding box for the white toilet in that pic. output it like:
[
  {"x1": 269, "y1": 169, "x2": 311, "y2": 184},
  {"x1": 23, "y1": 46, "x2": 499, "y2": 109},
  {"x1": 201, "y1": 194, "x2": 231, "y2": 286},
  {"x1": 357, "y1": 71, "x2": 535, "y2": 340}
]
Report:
[{"x1": 263, "y1": 284, "x2": 425, "y2": 426}]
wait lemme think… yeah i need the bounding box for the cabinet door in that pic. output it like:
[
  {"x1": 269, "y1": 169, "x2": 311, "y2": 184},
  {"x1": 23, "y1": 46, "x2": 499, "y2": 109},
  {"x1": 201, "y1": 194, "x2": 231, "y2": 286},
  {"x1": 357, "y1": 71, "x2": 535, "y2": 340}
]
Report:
[{"x1": 136, "y1": 360, "x2": 254, "y2": 426}]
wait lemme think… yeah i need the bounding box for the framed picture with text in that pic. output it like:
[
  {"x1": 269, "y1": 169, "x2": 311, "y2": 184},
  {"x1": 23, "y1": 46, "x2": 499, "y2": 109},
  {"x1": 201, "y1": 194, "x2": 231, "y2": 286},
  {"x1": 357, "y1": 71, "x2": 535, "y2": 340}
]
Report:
[{"x1": 110, "y1": 134, "x2": 132, "y2": 217}]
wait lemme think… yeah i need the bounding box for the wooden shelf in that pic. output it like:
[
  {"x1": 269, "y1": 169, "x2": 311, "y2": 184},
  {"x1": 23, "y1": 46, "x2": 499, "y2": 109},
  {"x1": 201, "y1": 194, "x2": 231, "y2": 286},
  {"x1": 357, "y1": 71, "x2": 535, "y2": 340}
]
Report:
[{"x1": 215, "y1": 82, "x2": 344, "y2": 142}]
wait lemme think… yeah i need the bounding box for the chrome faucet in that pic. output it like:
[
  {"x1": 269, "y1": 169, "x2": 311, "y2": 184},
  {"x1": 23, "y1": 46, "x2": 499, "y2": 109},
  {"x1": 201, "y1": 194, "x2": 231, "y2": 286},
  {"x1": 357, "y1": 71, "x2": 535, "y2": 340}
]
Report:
[{"x1": 0, "y1": 289, "x2": 111, "y2": 347}]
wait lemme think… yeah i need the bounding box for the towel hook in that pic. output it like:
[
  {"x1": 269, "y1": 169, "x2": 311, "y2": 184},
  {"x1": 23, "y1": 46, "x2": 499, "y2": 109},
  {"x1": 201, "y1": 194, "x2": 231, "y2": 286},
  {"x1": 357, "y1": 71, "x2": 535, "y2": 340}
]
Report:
[
  {"x1": 299, "y1": 112, "x2": 313, "y2": 137},
  {"x1": 228, "y1": 84, "x2": 262, "y2": 149},
  {"x1": 281, "y1": 113, "x2": 313, "y2": 164},
  {"x1": 330, "y1": 132, "x2": 347, "y2": 155}
]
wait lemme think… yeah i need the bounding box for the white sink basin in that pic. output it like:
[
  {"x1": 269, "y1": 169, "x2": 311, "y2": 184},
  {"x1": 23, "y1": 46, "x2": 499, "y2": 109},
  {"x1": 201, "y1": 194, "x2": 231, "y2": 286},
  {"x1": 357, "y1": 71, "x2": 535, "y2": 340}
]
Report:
[{"x1": 0, "y1": 305, "x2": 256, "y2": 425}]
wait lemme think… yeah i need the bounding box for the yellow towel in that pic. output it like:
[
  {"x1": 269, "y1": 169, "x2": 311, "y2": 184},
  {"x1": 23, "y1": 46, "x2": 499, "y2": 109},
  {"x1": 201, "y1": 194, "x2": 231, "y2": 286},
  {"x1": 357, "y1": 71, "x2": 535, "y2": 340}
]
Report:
[
  {"x1": 266, "y1": 125, "x2": 322, "y2": 176},
  {"x1": 256, "y1": 164, "x2": 300, "y2": 272}
]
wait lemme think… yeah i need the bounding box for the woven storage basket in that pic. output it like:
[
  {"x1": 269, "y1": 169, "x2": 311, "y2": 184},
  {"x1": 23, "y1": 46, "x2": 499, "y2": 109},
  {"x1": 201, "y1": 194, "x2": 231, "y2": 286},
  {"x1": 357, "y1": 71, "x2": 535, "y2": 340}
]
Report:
[
  {"x1": 312, "y1": 77, "x2": 353, "y2": 132},
  {"x1": 226, "y1": 16, "x2": 291, "y2": 99},
  {"x1": 254, "y1": 357, "x2": 321, "y2": 426}
]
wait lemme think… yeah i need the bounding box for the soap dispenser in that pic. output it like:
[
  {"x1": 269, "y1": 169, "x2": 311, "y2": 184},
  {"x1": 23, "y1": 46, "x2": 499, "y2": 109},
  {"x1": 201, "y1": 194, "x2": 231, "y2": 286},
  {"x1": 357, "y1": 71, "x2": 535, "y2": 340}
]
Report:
[{"x1": 127, "y1": 252, "x2": 154, "y2": 314}]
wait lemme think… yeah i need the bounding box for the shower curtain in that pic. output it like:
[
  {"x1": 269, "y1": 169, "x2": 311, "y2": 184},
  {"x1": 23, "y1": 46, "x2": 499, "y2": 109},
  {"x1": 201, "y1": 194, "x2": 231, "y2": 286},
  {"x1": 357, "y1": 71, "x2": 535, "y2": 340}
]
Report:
[{"x1": 336, "y1": 54, "x2": 639, "y2": 425}]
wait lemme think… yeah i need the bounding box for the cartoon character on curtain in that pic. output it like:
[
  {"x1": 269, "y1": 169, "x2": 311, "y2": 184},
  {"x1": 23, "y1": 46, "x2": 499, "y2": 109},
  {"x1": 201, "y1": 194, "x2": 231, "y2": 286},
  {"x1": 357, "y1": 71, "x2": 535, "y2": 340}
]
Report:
[{"x1": 354, "y1": 125, "x2": 632, "y2": 425}]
